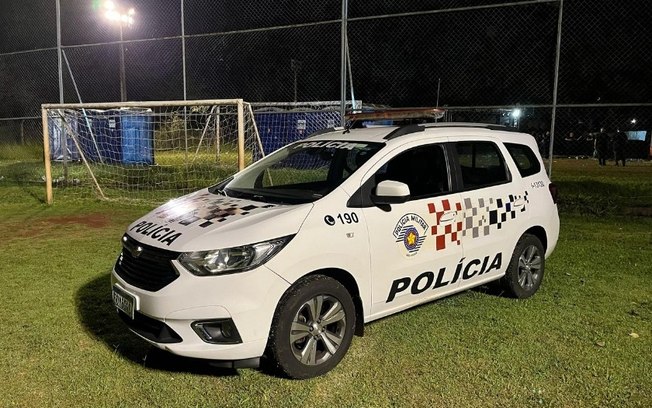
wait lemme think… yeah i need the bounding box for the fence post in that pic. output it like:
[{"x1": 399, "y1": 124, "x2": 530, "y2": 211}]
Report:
[
  {"x1": 56, "y1": 0, "x2": 64, "y2": 106},
  {"x1": 237, "y1": 99, "x2": 245, "y2": 171},
  {"x1": 181, "y1": 0, "x2": 187, "y2": 101},
  {"x1": 340, "y1": 0, "x2": 348, "y2": 125},
  {"x1": 548, "y1": 0, "x2": 564, "y2": 176},
  {"x1": 41, "y1": 108, "x2": 53, "y2": 205}
]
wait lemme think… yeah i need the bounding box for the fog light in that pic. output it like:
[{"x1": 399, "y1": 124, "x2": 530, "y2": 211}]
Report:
[{"x1": 191, "y1": 319, "x2": 242, "y2": 344}]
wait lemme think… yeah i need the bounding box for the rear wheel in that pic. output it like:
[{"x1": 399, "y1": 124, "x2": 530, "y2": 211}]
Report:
[
  {"x1": 267, "y1": 275, "x2": 355, "y2": 379},
  {"x1": 504, "y1": 234, "x2": 545, "y2": 298}
]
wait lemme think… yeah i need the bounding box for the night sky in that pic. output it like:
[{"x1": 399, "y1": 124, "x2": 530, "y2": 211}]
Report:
[{"x1": 0, "y1": 0, "x2": 650, "y2": 119}]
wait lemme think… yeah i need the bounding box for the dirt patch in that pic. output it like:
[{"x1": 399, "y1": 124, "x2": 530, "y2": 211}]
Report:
[
  {"x1": 46, "y1": 214, "x2": 111, "y2": 229},
  {"x1": 10, "y1": 213, "x2": 111, "y2": 239}
]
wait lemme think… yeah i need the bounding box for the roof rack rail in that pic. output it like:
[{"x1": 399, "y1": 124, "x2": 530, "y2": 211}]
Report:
[
  {"x1": 384, "y1": 124, "x2": 425, "y2": 140},
  {"x1": 422, "y1": 122, "x2": 520, "y2": 132},
  {"x1": 382, "y1": 122, "x2": 521, "y2": 141}
]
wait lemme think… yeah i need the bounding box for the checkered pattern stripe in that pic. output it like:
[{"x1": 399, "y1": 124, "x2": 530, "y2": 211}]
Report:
[
  {"x1": 428, "y1": 199, "x2": 464, "y2": 251},
  {"x1": 155, "y1": 193, "x2": 276, "y2": 228},
  {"x1": 427, "y1": 191, "x2": 529, "y2": 251}
]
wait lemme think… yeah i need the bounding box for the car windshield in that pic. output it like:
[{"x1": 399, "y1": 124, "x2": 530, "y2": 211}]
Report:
[{"x1": 210, "y1": 140, "x2": 383, "y2": 204}]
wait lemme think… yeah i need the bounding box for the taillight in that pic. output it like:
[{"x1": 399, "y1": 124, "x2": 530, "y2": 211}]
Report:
[{"x1": 549, "y1": 183, "x2": 559, "y2": 204}]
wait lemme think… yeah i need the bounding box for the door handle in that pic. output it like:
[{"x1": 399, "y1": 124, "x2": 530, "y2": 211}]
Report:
[
  {"x1": 513, "y1": 198, "x2": 525, "y2": 208},
  {"x1": 439, "y1": 211, "x2": 457, "y2": 224}
]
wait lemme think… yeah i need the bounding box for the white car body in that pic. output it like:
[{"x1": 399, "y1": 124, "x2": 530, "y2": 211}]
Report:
[{"x1": 111, "y1": 123, "x2": 559, "y2": 371}]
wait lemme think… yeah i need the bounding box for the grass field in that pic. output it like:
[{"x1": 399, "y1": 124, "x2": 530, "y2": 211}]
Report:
[
  {"x1": 551, "y1": 158, "x2": 652, "y2": 215},
  {"x1": 0, "y1": 143, "x2": 250, "y2": 203},
  {"x1": 0, "y1": 158, "x2": 651, "y2": 407}
]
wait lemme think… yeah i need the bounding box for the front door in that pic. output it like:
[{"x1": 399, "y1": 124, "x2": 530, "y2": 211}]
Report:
[{"x1": 358, "y1": 142, "x2": 465, "y2": 319}]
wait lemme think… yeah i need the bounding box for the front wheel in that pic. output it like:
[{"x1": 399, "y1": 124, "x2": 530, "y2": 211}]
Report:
[
  {"x1": 503, "y1": 234, "x2": 545, "y2": 299},
  {"x1": 266, "y1": 275, "x2": 356, "y2": 379}
]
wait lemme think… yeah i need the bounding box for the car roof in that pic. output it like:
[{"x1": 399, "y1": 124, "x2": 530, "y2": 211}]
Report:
[{"x1": 306, "y1": 122, "x2": 533, "y2": 145}]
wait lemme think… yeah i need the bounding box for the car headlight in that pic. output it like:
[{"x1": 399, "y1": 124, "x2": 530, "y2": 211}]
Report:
[{"x1": 178, "y1": 235, "x2": 293, "y2": 276}]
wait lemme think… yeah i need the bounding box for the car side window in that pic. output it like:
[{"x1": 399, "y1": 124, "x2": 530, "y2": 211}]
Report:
[
  {"x1": 504, "y1": 143, "x2": 541, "y2": 177},
  {"x1": 455, "y1": 141, "x2": 510, "y2": 189},
  {"x1": 376, "y1": 144, "x2": 450, "y2": 199}
]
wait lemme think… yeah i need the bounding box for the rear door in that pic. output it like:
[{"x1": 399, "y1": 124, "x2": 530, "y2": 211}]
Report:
[{"x1": 448, "y1": 138, "x2": 530, "y2": 287}]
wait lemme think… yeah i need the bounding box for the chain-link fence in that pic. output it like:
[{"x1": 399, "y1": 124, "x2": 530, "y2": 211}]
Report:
[{"x1": 1, "y1": 0, "x2": 650, "y2": 183}]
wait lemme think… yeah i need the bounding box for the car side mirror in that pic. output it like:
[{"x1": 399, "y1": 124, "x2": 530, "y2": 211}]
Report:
[{"x1": 372, "y1": 180, "x2": 410, "y2": 205}]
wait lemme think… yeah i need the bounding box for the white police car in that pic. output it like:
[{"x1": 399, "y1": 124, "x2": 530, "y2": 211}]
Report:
[{"x1": 112, "y1": 120, "x2": 559, "y2": 379}]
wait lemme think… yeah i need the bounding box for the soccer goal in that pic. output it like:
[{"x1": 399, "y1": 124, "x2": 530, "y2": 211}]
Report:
[{"x1": 41, "y1": 99, "x2": 264, "y2": 204}]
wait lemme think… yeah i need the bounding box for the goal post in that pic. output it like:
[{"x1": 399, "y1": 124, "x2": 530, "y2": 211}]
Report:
[{"x1": 41, "y1": 99, "x2": 263, "y2": 204}]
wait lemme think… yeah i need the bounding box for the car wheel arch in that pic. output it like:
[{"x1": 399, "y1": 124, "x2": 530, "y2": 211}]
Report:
[
  {"x1": 523, "y1": 225, "x2": 548, "y2": 252},
  {"x1": 299, "y1": 268, "x2": 365, "y2": 337}
]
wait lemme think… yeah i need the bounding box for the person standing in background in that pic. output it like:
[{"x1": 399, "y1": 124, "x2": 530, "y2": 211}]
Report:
[
  {"x1": 612, "y1": 130, "x2": 627, "y2": 166},
  {"x1": 594, "y1": 127, "x2": 609, "y2": 166}
]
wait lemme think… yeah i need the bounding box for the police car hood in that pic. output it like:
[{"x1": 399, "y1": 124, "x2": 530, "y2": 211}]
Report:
[{"x1": 126, "y1": 189, "x2": 312, "y2": 251}]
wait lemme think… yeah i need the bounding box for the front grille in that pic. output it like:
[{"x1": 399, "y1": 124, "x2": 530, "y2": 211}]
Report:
[{"x1": 114, "y1": 234, "x2": 181, "y2": 292}]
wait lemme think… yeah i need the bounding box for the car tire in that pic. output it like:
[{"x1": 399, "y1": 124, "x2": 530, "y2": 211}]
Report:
[
  {"x1": 266, "y1": 274, "x2": 356, "y2": 379},
  {"x1": 503, "y1": 234, "x2": 545, "y2": 299}
]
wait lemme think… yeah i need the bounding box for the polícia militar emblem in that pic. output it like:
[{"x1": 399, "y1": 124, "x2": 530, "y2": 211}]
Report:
[
  {"x1": 403, "y1": 227, "x2": 420, "y2": 251},
  {"x1": 393, "y1": 213, "x2": 429, "y2": 257}
]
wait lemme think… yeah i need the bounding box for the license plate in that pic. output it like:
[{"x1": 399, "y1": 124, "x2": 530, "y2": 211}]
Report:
[{"x1": 112, "y1": 285, "x2": 136, "y2": 320}]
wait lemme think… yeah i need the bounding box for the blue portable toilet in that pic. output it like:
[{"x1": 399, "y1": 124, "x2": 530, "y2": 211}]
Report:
[
  {"x1": 254, "y1": 108, "x2": 287, "y2": 158},
  {"x1": 100, "y1": 109, "x2": 123, "y2": 164},
  {"x1": 120, "y1": 108, "x2": 154, "y2": 165},
  {"x1": 253, "y1": 108, "x2": 341, "y2": 159},
  {"x1": 296, "y1": 109, "x2": 340, "y2": 138},
  {"x1": 48, "y1": 114, "x2": 80, "y2": 161},
  {"x1": 77, "y1": 109, "x2": 121, "y2": 163},
  {"x1": 75, "y1": 109, "x2": 153, "y2": 164},
  {"x1": 77, "y1": 109, "x2": 107, "y2": 162}
]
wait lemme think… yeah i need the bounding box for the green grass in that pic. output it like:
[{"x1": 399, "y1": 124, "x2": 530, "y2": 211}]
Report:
[
  {"x1": 0, "y1": 143, "x2": 43, "y2": 161},
  {"x1": 0, "y1": 146, "x2": 249, "y2": 203},
  {"x1": 2, "y1": 148, "x2": 650, "y2": 208},
  {"x1": 551, "y1": 158, "x2": 652, "y2": 215},
  {"x1": 0, "y1": 159, "x2": 651, "y2": 407}
]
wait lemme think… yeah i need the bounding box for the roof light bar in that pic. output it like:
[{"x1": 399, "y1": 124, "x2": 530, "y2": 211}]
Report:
[{"x1": 345, "y1": 107, "x2": 445, "y2": 122}]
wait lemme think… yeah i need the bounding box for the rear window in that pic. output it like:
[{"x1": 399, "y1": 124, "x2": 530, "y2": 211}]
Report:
[
  {"x1": 505, "y1": 143, "x2": 541, "y2": 177},
  {"x1": 455, "y1": 141, "x2": 510, "y2": 190}
]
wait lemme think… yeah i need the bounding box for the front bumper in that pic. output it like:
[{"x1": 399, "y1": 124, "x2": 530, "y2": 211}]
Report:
[{"x1": 111, "y1": 259, "x2": 290, "y2": 361}]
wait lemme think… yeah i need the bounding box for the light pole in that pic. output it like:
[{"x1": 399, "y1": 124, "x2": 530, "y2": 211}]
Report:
[
  {"x1": 290, "y1": 59, "x2": 302, "y2": 102},
  {"x1": 103, "y1": 1, "x2": 135, "y2": 102}
]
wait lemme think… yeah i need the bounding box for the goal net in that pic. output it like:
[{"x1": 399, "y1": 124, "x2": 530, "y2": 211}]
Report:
[{"x1": 41, "y1": 99, "x2": 263, "y2": 203}]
